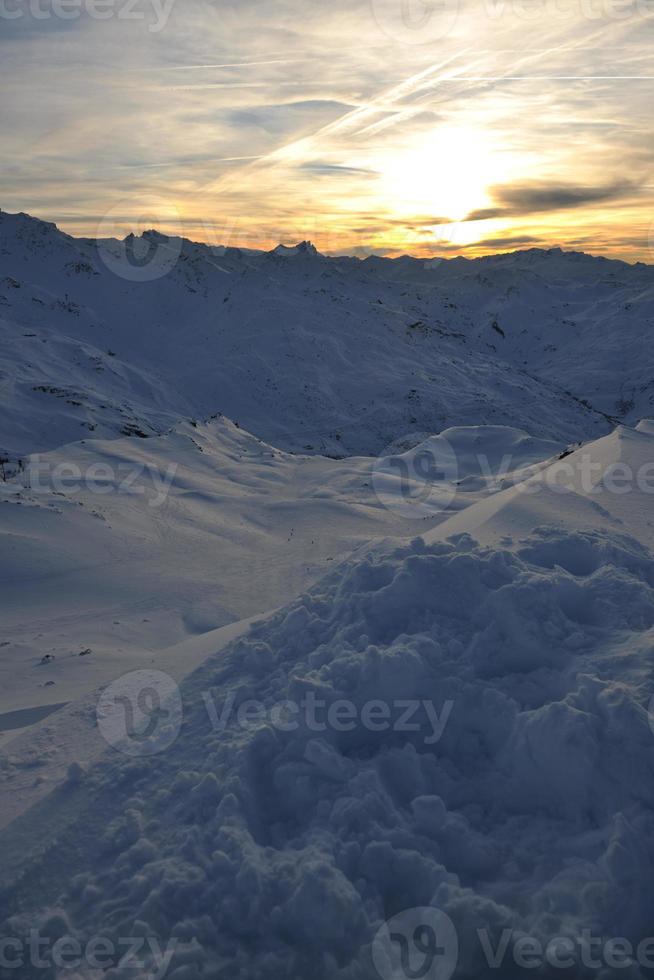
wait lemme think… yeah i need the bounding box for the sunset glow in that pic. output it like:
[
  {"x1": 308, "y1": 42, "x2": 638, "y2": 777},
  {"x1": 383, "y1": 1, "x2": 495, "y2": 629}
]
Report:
[{"x1": 1, "y1": 0, "x2": 653, "y2": 259}]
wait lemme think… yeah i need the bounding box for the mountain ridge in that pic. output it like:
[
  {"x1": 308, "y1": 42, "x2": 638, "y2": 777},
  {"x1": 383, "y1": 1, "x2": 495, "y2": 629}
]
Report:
[
  {"x1": 3, "y1": 208, "x2": 652, "y2": 269},
  {"x1": 2, "y1": 209, "x2": 652, "y2": 462}
]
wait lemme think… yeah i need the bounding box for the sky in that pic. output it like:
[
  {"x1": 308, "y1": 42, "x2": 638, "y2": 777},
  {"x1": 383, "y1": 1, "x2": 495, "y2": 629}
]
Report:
[{"x1": 1, "y1": 0, "x2": 653, "y2": 259}]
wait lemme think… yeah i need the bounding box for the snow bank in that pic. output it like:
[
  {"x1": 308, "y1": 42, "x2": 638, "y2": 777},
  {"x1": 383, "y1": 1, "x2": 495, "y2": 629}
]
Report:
[{"x1": 4, "y1": 521, "x2": 654, "y2": 978}]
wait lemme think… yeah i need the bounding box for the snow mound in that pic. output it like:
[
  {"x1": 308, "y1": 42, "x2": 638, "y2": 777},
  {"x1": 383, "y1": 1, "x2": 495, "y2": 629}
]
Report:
[
  {"x1": 1, "y1": 414, "x2": 433, "y2": 717},
  {"x1": 372, "y1": 426, "x2": 563, "y2": 519},
  {"x1": 5, "y1": 522, "x2": 654, "y2": 977}
]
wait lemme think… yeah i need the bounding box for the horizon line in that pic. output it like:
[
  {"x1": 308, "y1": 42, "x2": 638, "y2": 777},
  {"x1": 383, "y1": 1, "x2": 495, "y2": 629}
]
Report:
[{"x1": 2, "y1": 207, "x2": 652, "y2": 269}]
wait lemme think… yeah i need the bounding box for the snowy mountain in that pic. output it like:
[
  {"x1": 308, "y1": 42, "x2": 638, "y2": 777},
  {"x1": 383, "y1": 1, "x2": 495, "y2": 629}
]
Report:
[
  {"x1": 2, "y1": 210, "x2": 654, "y2": 980},
  {"x1": 3, "y1": 209, "x2": 652, "y2": 463}
]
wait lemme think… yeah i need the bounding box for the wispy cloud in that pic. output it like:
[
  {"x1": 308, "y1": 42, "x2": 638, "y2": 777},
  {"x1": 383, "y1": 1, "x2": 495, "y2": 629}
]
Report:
[
  {"x1": 299, "y1": 162, "x2": 379, "y2": 176},
  {"x1": 1, "y1": 0, "x2": 652, "y2": 259}
]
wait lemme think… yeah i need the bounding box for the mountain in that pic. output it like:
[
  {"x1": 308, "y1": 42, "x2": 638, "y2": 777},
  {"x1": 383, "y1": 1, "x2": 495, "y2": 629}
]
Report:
[
  {"x1": 2, "y1": 209, "x2": 654, "y2": 979},
  {"x1": 4, "y1": 209, "x2": 653, "y2": 462}
]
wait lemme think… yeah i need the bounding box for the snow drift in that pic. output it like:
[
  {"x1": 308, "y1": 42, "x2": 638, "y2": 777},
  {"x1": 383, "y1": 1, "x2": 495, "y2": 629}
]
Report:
[{"x1": 2, "y1": 426, "x2": 654, "y2": 979}]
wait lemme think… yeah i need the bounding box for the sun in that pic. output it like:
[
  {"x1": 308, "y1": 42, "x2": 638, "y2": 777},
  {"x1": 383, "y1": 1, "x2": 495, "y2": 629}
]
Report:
[{"x1": 374, "y1": 125, "x2": 506, "y2": 226}]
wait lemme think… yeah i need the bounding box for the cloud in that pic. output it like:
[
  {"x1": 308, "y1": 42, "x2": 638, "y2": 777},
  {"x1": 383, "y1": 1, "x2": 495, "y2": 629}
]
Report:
[
  {"x1": 225, "y1": 101, "x2": 355, "y2": 140},
  {"x1": 399, "y1": 216, "x2": 456, "y2": 227},
  {"x1": 470, "y1": 234, "x2": 542, "y2": 249},
  {"x1": 299, "y1": 161, "x2": 378, "y2": 176},
  {"x1": 467, "y1": 181, "x2": 637, "y2": 221},
  {"x1": 2, "y1": 0, "x2": 653, "y2": 259}
]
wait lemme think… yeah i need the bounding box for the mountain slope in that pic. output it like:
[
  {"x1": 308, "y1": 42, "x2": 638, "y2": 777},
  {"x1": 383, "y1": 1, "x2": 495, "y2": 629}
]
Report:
[
  {"x1": 4, "y1": 210, "x2": 649, "y2": 460},
  {"x1": 2, "y1": 210, "x2": 654, "y2": 978}
]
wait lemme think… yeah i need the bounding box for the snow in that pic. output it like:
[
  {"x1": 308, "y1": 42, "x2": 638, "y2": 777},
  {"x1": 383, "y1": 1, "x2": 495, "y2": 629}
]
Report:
[
  {"x1": 0, "y1": 417, "x2": 418, "y2": 720},
  {"x1": 4, "y1": 208, "x2": 648, "y2": 461},
  {"x1": 3, "y1": 428, "x2": 654, "y2": 977},
  {"x1": 2, "y1": 211, "x2": 654, "y2": 979}
]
